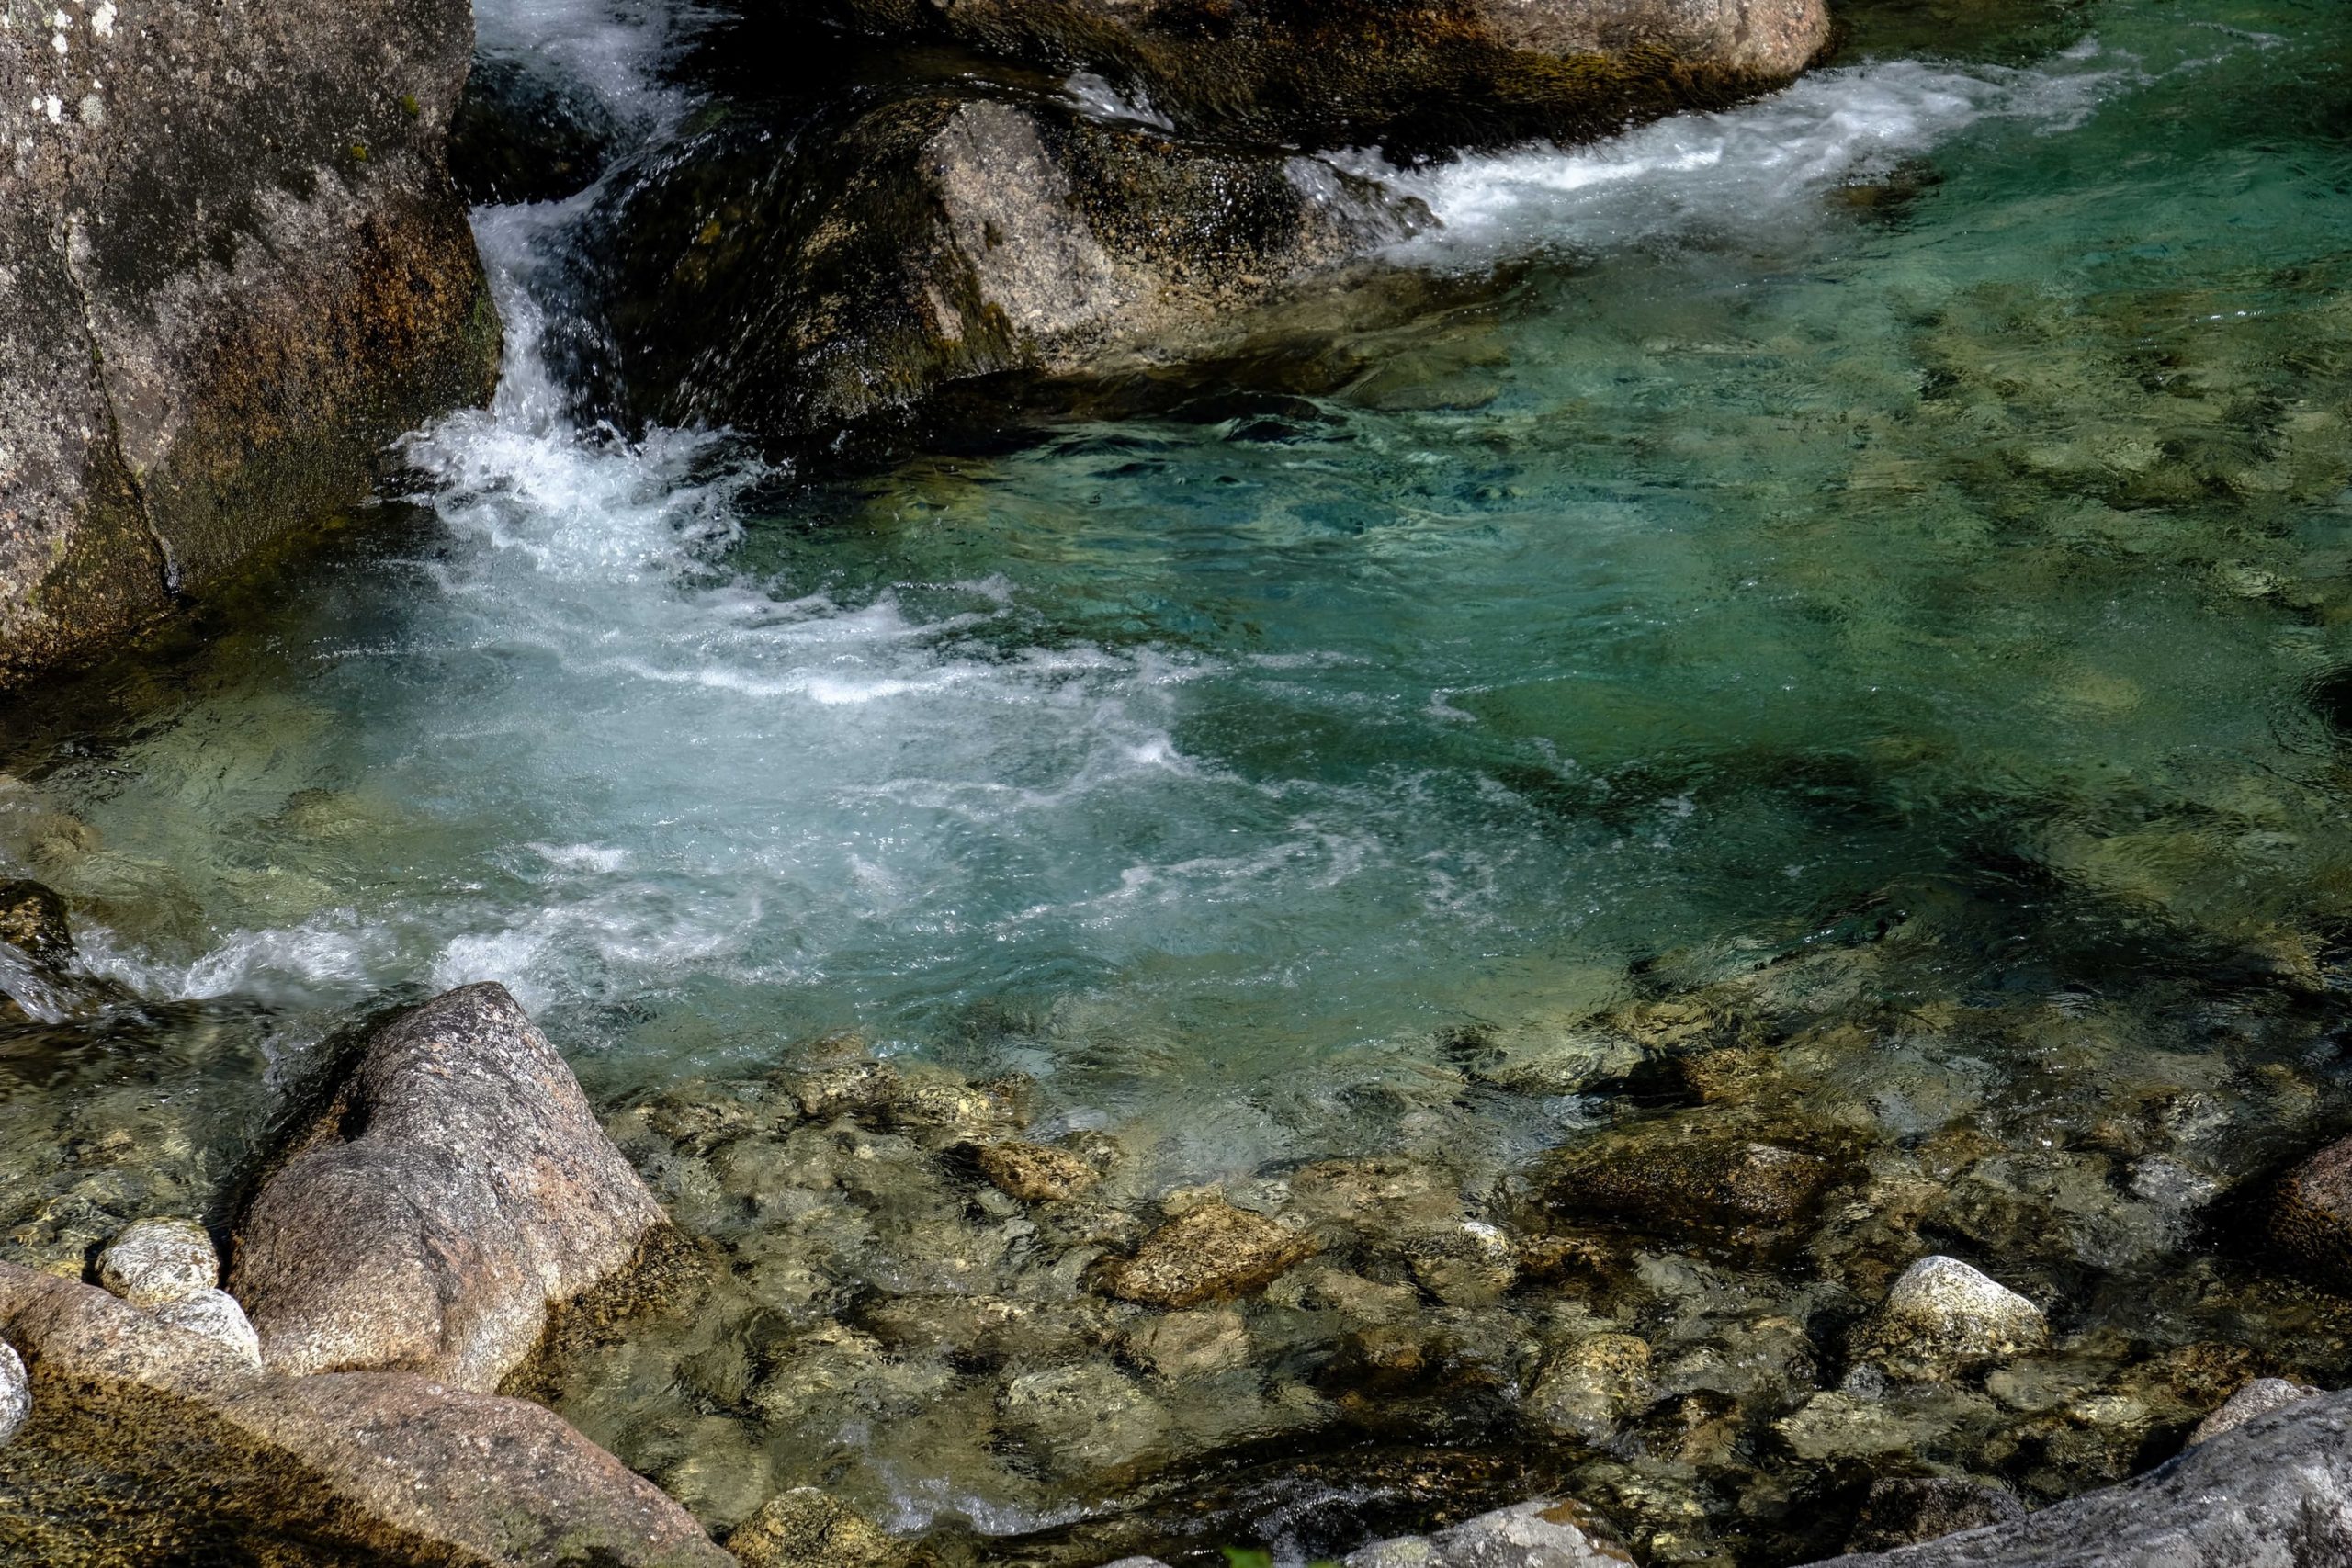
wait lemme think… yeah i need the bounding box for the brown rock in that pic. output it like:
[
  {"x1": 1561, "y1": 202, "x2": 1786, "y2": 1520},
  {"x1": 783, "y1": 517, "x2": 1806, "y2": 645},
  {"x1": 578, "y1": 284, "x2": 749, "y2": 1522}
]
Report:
[
  {"x1": 0, "y1": 1262, "x2": 727, "y2": 1566},
  {"x1": 978, "y1": 1140, "x2": 1100, "y2": 1202},
  {"x1": 0, "y1": 879, "x2": 72, "y2": 967},
  {"x1": 1543, "y1": 1133, "x2": 1837, "y2": 1240},
  {"x1": 231, "y1": 982, "x2": 666, "y2": 1391},
  {"x1": 2268, "y1": 1134, "x2": 2352, "y2": 1290},
  {"x1": 727, "y1": 1487, "x2": 908, "y2": 1568},
  {"x1": 0, "y1": 0, "x2": 497, "y2": 688},
  {"x1": 1844, "y1": 1476, "x2": 2027, "y2": 1552},
  {"x1": 1100, "y1": 1200, "x2": 1317, "y2": 1308}
]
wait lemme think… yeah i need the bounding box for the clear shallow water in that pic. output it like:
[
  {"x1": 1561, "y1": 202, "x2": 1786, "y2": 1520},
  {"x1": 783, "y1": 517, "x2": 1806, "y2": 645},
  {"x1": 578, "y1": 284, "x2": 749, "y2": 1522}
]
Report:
[
  {"x1": 12, "y1": 0, "x2": 2338, "y2": 1100},
  {"x1": 5, "y1": 0, "x2": 2352, "y2": 1547}
]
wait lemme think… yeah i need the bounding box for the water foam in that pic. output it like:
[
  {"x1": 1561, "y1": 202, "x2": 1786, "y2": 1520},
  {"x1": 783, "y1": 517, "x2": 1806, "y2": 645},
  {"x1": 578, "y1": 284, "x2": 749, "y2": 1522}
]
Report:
[{"x1": 1347, "y1": 43, "x2": 2125, "y2": 263}]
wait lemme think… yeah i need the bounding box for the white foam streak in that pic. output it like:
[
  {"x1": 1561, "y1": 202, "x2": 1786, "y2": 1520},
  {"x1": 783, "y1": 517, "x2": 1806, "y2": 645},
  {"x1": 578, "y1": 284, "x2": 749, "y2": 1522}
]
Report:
[{"x1": 1348, "y1": 46, "x2": 2125, "y2": 263}]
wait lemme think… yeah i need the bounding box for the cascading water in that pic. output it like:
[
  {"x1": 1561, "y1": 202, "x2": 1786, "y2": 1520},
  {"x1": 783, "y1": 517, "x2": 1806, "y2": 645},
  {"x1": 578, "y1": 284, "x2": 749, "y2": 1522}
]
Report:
[{"x1": 6, "y1": 0, "x2": 2352, "y2": 1556}]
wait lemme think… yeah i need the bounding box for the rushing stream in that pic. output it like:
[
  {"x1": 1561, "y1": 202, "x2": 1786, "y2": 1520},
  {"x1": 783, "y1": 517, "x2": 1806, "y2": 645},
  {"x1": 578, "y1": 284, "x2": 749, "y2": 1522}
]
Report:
[{"x1": 5, "y1": 0, "x2": 2352, "y2": 1560}]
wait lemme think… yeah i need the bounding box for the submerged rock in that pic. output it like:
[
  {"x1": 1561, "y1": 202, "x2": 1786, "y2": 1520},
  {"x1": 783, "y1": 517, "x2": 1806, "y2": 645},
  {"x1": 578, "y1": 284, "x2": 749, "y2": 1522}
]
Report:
[
  {"x1": 1527, "y1": 1333, "x2": 1653, "y2": 1443},
  {"x1": 594, "y1": 92, "x2": 1422, "y2": 441},
  {"x1": 1842, "y1": 1477, "x2": 2026, "y2": 1552},
  {"x1": 978, "y1": 1139, "x2": 1101, "y2": 1202},
  {"x1": 0, "y1": 880, "x2": 72, "y2": 969},
  {"x1": 231, "y1": 982, "x2": 667, "y2": 1391},
  {"x1": 0, "y1": 1262, "x2": 728, "y2": 1565},
  {"x1": 0, "y1": 0, "x2": 497, "y2": 689},
  {"x1": 1860, "y1": 1256, "x2": 2048, "y2": 1380},
  {"x1": 96, "y1": 1217, "x2": 219, "y2": 1308},
  {"x1": 732, "y1": 0, "x2": 1829, "y2": 153},
  {"x1": 726, "y1": 1487, "x2": 908, "y2": 1568},
  {"x1": 2188, "y1": 1376, "x2": 2318, "y2": 1447},
  {"x1": 1542, "y1": 1133, "x2": 1837, "y2": 1242},
  {"x1": 1099, "y1": 1199, "x2": 1317, "y2": 1307}
]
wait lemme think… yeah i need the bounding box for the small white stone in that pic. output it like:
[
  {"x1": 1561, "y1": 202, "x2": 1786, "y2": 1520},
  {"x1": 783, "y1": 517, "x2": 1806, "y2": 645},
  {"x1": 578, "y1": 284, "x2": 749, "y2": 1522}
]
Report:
[
  {"x1": 0, "y1": 1340, "x2": 27, "y2": 1447},
  {"x1": 151, "y1": 1288, "x2": 263, "y2": 1373},
  {"x1": 97, "y1": 1217, "x2": 220, "y2": 1307},
  {"x1": 1866, "y1": 1255, "x2": 2047, "y2": 1379},
  {"x1": 88, "y1": 0, "x2": 111, "y2": 33}
]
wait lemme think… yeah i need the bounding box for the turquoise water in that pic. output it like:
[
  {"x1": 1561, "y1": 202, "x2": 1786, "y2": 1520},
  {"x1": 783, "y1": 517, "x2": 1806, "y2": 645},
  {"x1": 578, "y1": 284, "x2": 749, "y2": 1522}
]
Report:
[{"x1": 4, "y1": 0, "x2": 2352, "y2": 1547}]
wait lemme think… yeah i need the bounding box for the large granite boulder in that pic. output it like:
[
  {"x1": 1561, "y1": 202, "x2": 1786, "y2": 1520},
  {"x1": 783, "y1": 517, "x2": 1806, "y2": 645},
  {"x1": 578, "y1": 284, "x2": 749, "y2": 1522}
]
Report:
[
  {"x1": 231, "y1": 982, "x2": 666, "y2": 1392},
  {"x1": 719, "y1": 0, "x2": 1830, "y2": 153},
  {"x1": 1809, "y1": 1388, "x2": 2352, "y2": 1566},
  {"x1": 0, "y1": 1262, "x2": 728, "y2": 1565},
  {"x1": 0, "y1": 0, "x2": 499, "y2": 690},
  {"x1": 593, "y1": 91, "x2": 1422, "y2": 440}
]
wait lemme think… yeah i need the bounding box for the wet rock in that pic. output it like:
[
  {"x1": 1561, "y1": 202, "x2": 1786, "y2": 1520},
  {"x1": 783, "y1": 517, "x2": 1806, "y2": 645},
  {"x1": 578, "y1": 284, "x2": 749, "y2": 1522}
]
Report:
[
  {"x1": 727, "y1": 1487, "x2": 908, "y2": 1568},
  {"x1": 998, "y1": 1361, "x2": 1171, "y2": 1477},
  {"x1": 1811, "y1": 1390, "x2": 2352, "y2": 1567},
  {"x1": 448, "y1": 53, "x2": 618, "y2": 206},
  {"x1": 1343, "y1": 1497, "x2": 1634, "y2": 1566},
  {"x1": 95, "y1": 1217, "x2": 219, "y2": 1308},
  {"x1": 1100, "y1": 1199, "x2": 1317, "y2": 1307},
  {"x1": 978, "y1": 1139, "x2": 1100, "y2": 1202},
  {"x1": 0, "y1": 1341, "x2": 24, "y2": 1448},
  {"x1": 1528, "y1": 1334, "x2": 1653, "y2": 1443},
  {"x1": 1264, "y1": 1264, "x2": 1424, "y2": 1325},
  {"x1": 231, "y1": 982, "x2": 667, "y2": 1391},
  {"x1": 788, "y1": 1058, "x2": 900, "y2": 1121},
  {"x1": 750, "y1": 0, "x2": 1827, "y2": 154},
  {"x1": 2188, "y1": 1377, "x2": 2319, "y2": 1446},
  {"x1": 1542, "y1": 1134, "x2": 1838, "y2": 1242},
  {"x1": 594, "y1": 93, "x2": 1421, "y2": 442},
  {"x1": 1843, "y1": 1477, "x2": 2027, "y2": 1551},
  {"x1": 1774, "y1": 1393, "x2": 1942, "y2": 1462},
  {"x1": 1290, "y1": 1156, "x2": 1467, "y2": 1237},
  {"x1": 0, "y1": 0, "x2": 497, "y2": 689},
  {"x1": 2266, "y1": 1133, "x2": 2352, "y2": 1290},
  {"x1": 0, "y1": 880, "x2": 72, "y2": 968},
  {"x1": 1121, "y1": 1307, "x2": 1252, "y2": 1381},
  {"x1": 150, "y1": 1287, "x2": 263, "y2": 1373},
  {"x1": 0, "y1": 1262, "x2": 728, "y2": 1565},
  {"x1": 1861, "y1": 1256, "x2": 2048, "y2": 1380}
]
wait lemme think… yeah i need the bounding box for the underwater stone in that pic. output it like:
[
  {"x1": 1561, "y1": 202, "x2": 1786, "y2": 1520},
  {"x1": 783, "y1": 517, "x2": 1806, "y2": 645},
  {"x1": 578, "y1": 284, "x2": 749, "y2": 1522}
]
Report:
[
  {"x1": 0, "y1": 879, "x2": 73, "y2": 967},
  {"x1": 2188, "y1": 1377, "x2": 2320, "y2": 1447},
  {"x1": 1407, "y1": 1220, "x2": 1521, "y2": 1306},
  {"x1": 150, "y1": 1287, "x2": 263, "y2": 1373},
  {"x1": 1527, "y1": 1333, "x2": 1653, "y2": 1443},
  {"x1": 1843, "y1": 1477, "x2": 2027, "y2": 1552},
  {"x1": 1121, "y1": 1306, "x2": 1252, "y2": 1381},
  {"x1": 998, "y1": 1361, "x2": 1171, "y2": 1478},
  {"x1": 1543, "y1": 1134, "x2": 1837, "y2": 1240},
  {"x1": 230, "y1": 982, "x2": 667, "y2": 1391},
  {"x1": 0, "y1": 1340, "x2": 25, "y2": 1448},
  {"x1": 978, "y1": 1139, "x2": 1099, "y2": 1202},
  {"x1": 1101, "y1": 1199, "x2": 1317, "y2": 1308},
  {"x1": 1862, "y1": 1256, "x2": 2047, "y2": 1379},
  {"x1": 727, "y1": 1488, "x2": 907, "y2": 1568},
  {"x1": 96, "y1": 1216, "x2": 219, "y2": 1308}
]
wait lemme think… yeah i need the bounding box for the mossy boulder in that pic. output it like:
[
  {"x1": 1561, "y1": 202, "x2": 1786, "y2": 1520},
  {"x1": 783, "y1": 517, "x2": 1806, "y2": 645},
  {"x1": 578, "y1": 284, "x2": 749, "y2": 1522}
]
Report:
[{"x1": 0, "y1": 0, "x2": 498, "y2": 691}]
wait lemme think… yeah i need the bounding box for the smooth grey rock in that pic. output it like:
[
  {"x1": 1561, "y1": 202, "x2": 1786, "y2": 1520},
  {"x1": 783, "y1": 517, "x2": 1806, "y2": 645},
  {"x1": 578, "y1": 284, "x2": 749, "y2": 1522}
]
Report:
[
  {"x1": 1807, "y1": 1388, "x2": 2352, "y2": 1566},
  {"x1": 0, "y1": 1340, "x2": 25, "y2": 1448},
  {"x1": 1862, "y1": 1256, "x2": 2047, "y2": 1380},
  {"x1": 150, "y1": 1287, "x2": 262, "y2": 1373},
  {"x1": 230, "y1": 982, "x2": 666, "y2": 1392},
  {"x1": 2188, "y1": 1377, "x2": 2319, "y2": 1447},
  {"x1": 1343, "y1": 1499, "x2": 1631, "y2": 1566},
  {"x1": 0, "y1": 0, "x2": 497, "y2": 690},
  {"x1": 0, "y1": 1262, "x2": 729, "y2": 1565},
  {"x1": 96, "y1": 1217, "x2": 218, "y2": 1308}
]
